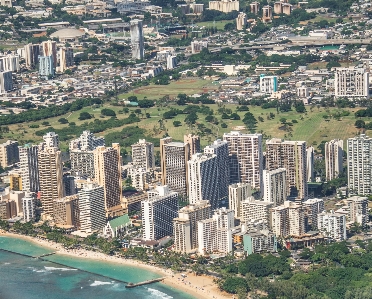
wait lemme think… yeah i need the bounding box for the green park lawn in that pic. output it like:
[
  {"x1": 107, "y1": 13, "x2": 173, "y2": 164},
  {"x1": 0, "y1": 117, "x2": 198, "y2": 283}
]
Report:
[{"x1": 2, "y1": 95, "x2": 363, "y2": 154}]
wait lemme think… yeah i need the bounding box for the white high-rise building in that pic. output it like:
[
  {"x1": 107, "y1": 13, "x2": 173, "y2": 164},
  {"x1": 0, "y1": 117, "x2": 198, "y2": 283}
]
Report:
[
  {"x1": 0, "y1": 54, "x2": 20, "y2": 72},
  {"x1": 19, "y1": 144, "x2": 39, "y2": 192},
  {"x1": 38, "y1": 55, "x2": 54, "y2": 77},
  {"x1": 325, "y1": 139, "x2": 343, "y2": 181},
  {"x1": 188, "y1": 153, "x2": 219, "y2": 209},
  {"x1": 335, "y1": 67, "x2": 369, "y2": 99},
  {"x1": 266, "y1": 138, "x2": 308, "y2": 200},
  {"x1": 22, "y1": 193, "x2": 36, "y2": 222},
  {"x1": 223, "y1": 131, "x2": 263, "y2": 190},
  {"x1": 43, "y1": 132, "x2": 59, "y2": 149},
  {"x1": 70, "y1": 131, "x2": 105, "y2": 151},
  {"x1": 241, "y1": 197, "x2": 273, "y2": 224},
  {"x1": 79, "y1": 183, "x2": 106, "y2": 233},
  {"x1": 347, "y1": 134, "x2": 372, "y2": 195},
  {"x1": 127, "y1": 166, "x2": 151, "y2": 190},
  {"x1": 167, "y1": 55, "x2": 177, "y2": 69},
  {"x1": 131, "y1": 139, "x2": 155, "y2": 171},
  {"x1": 303, "y1": 198, "x2": 324, "y2": 230},
  {"x1": 197, "y1": 208, "x2": 234, "y2": 255},
  {"x1": 271, "y1": 201, "x2": 305, "y2": 237},
  {"x1": 228, "y1": 183, "x2": 251, "y2": 218},
  {"x1": 0, "y1": 71, "x2": 13, "y2": 94},
  {"x1": 318, "y1": 211, "x2": 346, "y2": 241},
  {"x1": 0, "y1": 0, "x2": 12, "y2": 8},
  {"x1": 263, "y1": 168, "x2": 286, "y2": 207},
  {"x1": 191, "y1": 41, "x2": 208, "y2": 54},
  {"x1": 142, "y1": 185, "x2": 178, "y2": 241},
  {"x1": 306, "y1": 146, "x2": 314, "y2": 182},
  {"x1": 204, "y1": 139, "x2": 229, "y2": 200},
  {"x1": 346, "y1": 196, "x2": 368, "y2": 226},
  {"x1": 173, "y1": 200, "x2": 211, "y2": 253},
  {"x1": 260, "y1": 75, "x2": 278, "y2": 94},
  {"x1": 130, "y1": 19, "x2": 145, "y2": 60}
]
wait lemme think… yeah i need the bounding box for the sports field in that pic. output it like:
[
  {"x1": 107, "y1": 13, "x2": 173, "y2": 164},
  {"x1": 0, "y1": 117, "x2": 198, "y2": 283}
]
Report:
[{"x1": 121, "y1": 79, "x2": 218, "y2": 100}]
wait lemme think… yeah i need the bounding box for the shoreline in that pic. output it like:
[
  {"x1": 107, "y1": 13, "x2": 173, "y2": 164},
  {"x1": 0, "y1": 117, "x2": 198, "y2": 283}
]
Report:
[{"x1": 0, "y1": 231, "x2": 231, "y2": 299}]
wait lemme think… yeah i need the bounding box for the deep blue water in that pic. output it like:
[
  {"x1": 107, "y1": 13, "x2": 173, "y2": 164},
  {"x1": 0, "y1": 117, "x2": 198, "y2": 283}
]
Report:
[{"x1": 0, "y1": 236, "x2": 195, "y2": 299}]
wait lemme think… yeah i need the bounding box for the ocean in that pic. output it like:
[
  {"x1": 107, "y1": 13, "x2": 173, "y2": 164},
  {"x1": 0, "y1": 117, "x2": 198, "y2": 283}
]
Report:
[{"x1": 0, "y1": 236, "x2": 195, "y2": 299}]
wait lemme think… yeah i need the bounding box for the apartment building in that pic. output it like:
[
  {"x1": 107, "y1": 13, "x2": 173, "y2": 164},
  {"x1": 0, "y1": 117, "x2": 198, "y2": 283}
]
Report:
[
  {"x1": 19, "y1": 144, "x2": 39, "y2": 192},
  {"x1": 266, "y1": 138, "x2": 308, "y2": 200},
  {"x1": 131, "y1": 139, "x2": 155, "y2": 171},
  {"x1": 173, "y1": 200, "x2": 211, "y2": 253},
  {"x1": 241, "y1": 197, "x2": 273, "y2": 224},
  {"x1": 0, "y1": 54, "x2": 19, "y2": 72},
  {"x1": 63, "y1": 175, "x2": 76, "y2": 196},
  {"x1": 197, "y1": 208, "x2": 234, "y2": 255},
  {"x1": 223, "y1": 131, "x2": 263, "y2": 190},
  {"x1": 318, "y1": 211, "x2": 346, "y2": 241},
  {"x1": 345, "y1": 196, "x2": 368, "y2": 226},
  {"x1": 191, "y1": 41, "x2": 208, "y2": 54},
  {"x1": 78, "y1": 184, "x2": 106, "y2": 233},
  {"x1": 59, "y1": 47, "x2": 74, "y2": 73},
  {"x1": 204, "y1": 139, "x2": 229, "y2": 200},
  {"x1": 128, "y1": 166, "x2": 152, "y2": 190},
  {"x1": 43, "y1": 132, "x2": 59, "y2": 148},
  {"x1": 70, "y1": 151, "x2": 95, "y2": 178},
  {"x1": 130, "y1": 19, "x2": 144, "y2": 60},
  {"x1": 325, "y1": 139, "x2": 343, "y2": 181},
  {"x1": 39, "y1": 55, "x2": 54, "y2": 77},
  {"x1": 228, "y1": 183, "x2": 251, "y2": 219},
  {"x1": 9, "y1": 173, "x2": 22, "y2": 191},
  {"x1": 0, "y1": 71, "x2": 13, "y2": 94},
  {"x1": 188, "y1": 153, "x2": 219, "y2": 209},
  {"x1": 271, "y1": 201, "x2": 305, "y2": 237},
  {"x1": 263, "y1": 168, "x2": 287, "y2": 207},
  {"x1": 243, "y1": 228, "x2": 277, "y2": 255},
  {"x1": 306, "y1": 146, "x2": 314, "y2": 182},
  {"x1": 0, "y1": 140, "x2": 19, "y2": 168},
  {"x1": 22, "y1": 193, "x2": 36, "y2": 222},
  {"x1": 347, "y1": 134, "x2": 372, "y2": 195},
  {"x1": 24, "y1": 43, "x2": 40, "y2": 69},
  {"x1": 334, "y1": 67, "x2": 369, "y2": 99},
  {"x1": 69, "y1": 130, "x2": 105, "y2": 151},
  {"x1": 184, "y1": 134, "x2": 200, "y2": 159},
  {"x1": 41, "y1": 40, "x2": 57, "y2": 66},
  {"x1": 94, "y1": 144, "x2": 123, "y2": 217},
  {"x1": 208, "y1": 0, "x2": 239, "y2": 13},
  {"x1": 53, "y1": 195, "x2": 80, "y2": 228},
  {"x1": 38, "y1": 146, "x2": 64, "y2": 215},
  {"x1": 236, "y1": 12, "x2": 247, "y2": 30},
  {"x1": 303, "y1": 198, "x2": 324, "y2": 230},
  {"x1": 160, "y1": 137, "x2": 189, "y2": 195},
  {"x1": 259, "y1": 74, "x2": 278, "y2": 94},
  {"x1": 142, "y1": 185, "x2": 178, "y2": 241}
]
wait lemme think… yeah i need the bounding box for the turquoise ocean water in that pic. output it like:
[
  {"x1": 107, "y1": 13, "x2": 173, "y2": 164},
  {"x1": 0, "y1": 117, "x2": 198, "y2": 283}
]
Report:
[{"x1": 0, "y1": 236, "x2": 195, "y2": 299}]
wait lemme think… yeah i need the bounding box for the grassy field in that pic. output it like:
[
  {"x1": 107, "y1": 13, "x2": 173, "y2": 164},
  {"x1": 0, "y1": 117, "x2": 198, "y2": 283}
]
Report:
[
  {"x1": 196, "y1": 20, "x2": 232, "y2": 30},
  {"x1": 2, "y1": 97, "x2": 364, "y2": 153},
  {"x1": 121, "y1": 79, "x2": 219, "y2": 100}
]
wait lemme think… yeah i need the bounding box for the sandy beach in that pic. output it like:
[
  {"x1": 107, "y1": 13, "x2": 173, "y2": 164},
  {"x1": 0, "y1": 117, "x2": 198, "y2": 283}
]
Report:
[{"x1": 0, "y1": 231, "x2": 232, "y2": 299}]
